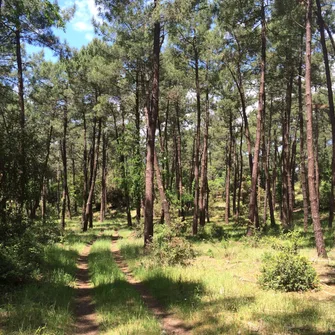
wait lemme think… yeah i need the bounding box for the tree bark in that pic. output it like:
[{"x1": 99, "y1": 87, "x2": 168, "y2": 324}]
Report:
[
  {"x1": 82, "y1": 111, "x2": 89, "y2": 231},
  {"x1": 305, "y1": 0, "x2": 327, "y2": 258},
  {"x1": 316, "y1": 0, "x2": 335, "y2": 228},
  {"x1": 83, "y1": 118, "x2": 102, "y2": 230},
  {"x1": 15, "y1": 28, "x2": 26, "y2": 209},
  {"x1": 154, "y1": 150, "x2": 171, "y2": 226},
  {"x1": 60, "y1": 103, "x2": 70, "y2": 229},
  {"x1": 192, "y1": 44, "x2": 201, "y2": 235},
  {"x1": 100, "y1": 131, "x2": 107, "y2": 222},
  {"x1": 225, "y1": 112, "x2": 233, "y2": 225},
  {"x1": 144, "y1": 0, "x2": 160, "y2": 246},
  {"x1": 199, "y1": 70, "x2": 210, "y2": 227},
  {"x1": 175, "y1": 101, "x2": 184, "y2": 219},
  {"x1": 247, "y1": 0, "x2": 266, "y2": 235}
]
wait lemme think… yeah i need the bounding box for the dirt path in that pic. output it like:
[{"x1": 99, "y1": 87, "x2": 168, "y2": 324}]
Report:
[
  {"x1": 74, "y1": 239, "x2": 99, "y2": 335},
  {"x1": 110, "y1": 231, "x2": 192, "y2": 335}
]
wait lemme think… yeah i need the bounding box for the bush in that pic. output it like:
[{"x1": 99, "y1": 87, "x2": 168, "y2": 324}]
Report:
[
  {"x1": 258, "y1": 250, "x2": 319, "y2": 292},
  {"x1": 0, "y1": 219, "x2": 60, "y2": 283},
  {"x1": 152, "y1": 223, "x2": 195, "y2": 266}
]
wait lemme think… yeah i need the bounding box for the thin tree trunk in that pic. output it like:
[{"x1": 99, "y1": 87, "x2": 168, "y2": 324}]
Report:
[
  {"x1": 236, "y1": 123, "x2": 243, "y2": 218},
  {"x1": 82, "y1": 111, "x2": 89, "y2": 231},
  {"x1": 15, "y1": 28, "x2": 26, "y2": 209},
  {"x1": 154, "y1": 150, "x2": 171, "y2": 225},
  {"x1": 305, "y1": 0, "x2": 327, "y2": 258},
  {"x1": 225, "y1": 113, "x2": 233, "y2": 225},
  {"x1": 60, "y1": 103, "x2": 70, "y2": 229},
  {"x1": 83, "y1": 118, "x2": 102, "y2": 230},
  {"x1": 199, "y1": 70, "x2": 210, "y2": 227},
  {"x1": 316, "y1": 0, "x2": 335, "y2": 227},
  {"x1": 175, "y1": 101, "x2": 184, "y2": 219},
  {"x1": 247, "y1": 0, "x2": 266, "y2": 235},
  {"x1": 144, "y1": 1, "x2": 160, "y2": 246},
  {"x1": 100, "y1": 132, "x2": 107, "y2": 222},
  {"x1": 193, "y1": 45, "x2": 201, "y2": 235},
  {"x1": 298, "y1": 53, "x2": 309, "y2": 232},
  {"x1": 71, "y1": 143, "x2": 77, "y2": 215},
  {"x1": 282, "y1": 72, "x2": 294, "y2": 231}
]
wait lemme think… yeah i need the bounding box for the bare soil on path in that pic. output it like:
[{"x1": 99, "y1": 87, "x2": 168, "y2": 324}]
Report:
[
  {"x1": 111, "y1": 231, "x2": 192, "y2": 335},
  {"x1": 74, "y1": 239, "x2": 99, "y2": 335}
]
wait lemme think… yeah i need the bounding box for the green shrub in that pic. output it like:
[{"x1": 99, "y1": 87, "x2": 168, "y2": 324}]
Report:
[
  {"x1": 152, "y1": 223, "x2": 195, "y2": 266},
  {"x1": 258, "y1": 251, "x2": 319, "y2": 292},
  {"x1": 0, "y1": 219, "x2": 60, "y2": 282}
]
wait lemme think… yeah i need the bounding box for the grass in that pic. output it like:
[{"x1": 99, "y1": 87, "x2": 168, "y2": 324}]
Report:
[
  {"x1": 117, "y1": 220, "x2": 335, "y2": 335},
  {"x1": 1, "y1": 210, "x2": 334, "y2": 335},
  {"x1": 88, "y1": 237, "x2": 161, "y2": 335},
  {"x1": 0, "y1": 217, "x2": 98, "y2": 335}
]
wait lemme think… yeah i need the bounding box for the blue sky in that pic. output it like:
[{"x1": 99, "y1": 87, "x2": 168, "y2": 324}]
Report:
[{"x1": 27, "y1": 0, "x2": 100, "y2": 61}]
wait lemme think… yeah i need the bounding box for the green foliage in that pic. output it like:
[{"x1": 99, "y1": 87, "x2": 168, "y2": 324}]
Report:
[
  {"x1": 0, "y1": 219, "x2": 60, "y2": 282},
  {"x1": 319, "y1": 179, "x2": 331, "y2": 210},
  {"x1": 152, "y1": 222, "x2": 195, "y2": 266},
  {"x1": 258, "y1": 248, "x2": 319, "y2": 292}
]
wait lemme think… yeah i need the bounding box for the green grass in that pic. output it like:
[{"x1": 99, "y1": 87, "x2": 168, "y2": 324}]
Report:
[
  {"x1": 117, "y1": 222, "x2": 335, "y2": 335},
  {"x1": 0, "y1": 244, "x2": 81, "y2": 334},
  {"x1": 0, "y1": 217, "x2": 94, "y2": 335},
  {"x1": 88, "y1": 238, "x2": 161, "y2": 335}
]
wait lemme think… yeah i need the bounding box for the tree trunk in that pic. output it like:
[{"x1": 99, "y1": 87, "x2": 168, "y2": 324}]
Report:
[
  {"x1": 60, "y1": 103, "x2": 70, "y2": 229},
  {"x1": 192, "y1": 46, "x2": 201, "y2": 235},
  {"x1": 100, "y1": 131, "x2": 107, "y2": 222},
  {"x1": 316, "y1": 0, "x2": 335, "y2": 228},
  {"x1": 281, "y1": 70, "x2": 294, "y2": 231},
  {"x1": 71, "y1": 143, "x2": 77, "y2": 215},
  {"x1": 298, "y1": 53, "x2": 309, "y2": 232},
  {"x1": 15, "y1": 28, "x2": 26, "y2": 209},
  {"x1": 83, "y1": 118, "x2": 102, "y2": 230},
  {"x1": 225, "y1": 113, "x2": 233, "y2": 225},
  {"x1": 144, "y1": 1, "x2": 160, "y2": 246},
  {"x1": 175, "y1": 101, "x2": 184, "y2": 219},
  {"x1": 305, "y1": 0, "x2": 327, "y2": 258},
  {"x1": 247, "y1": 1, "x2": 266, "y2": 235},
  {"x1": 154, "y1": 150, "x2": 171, "y2": 226},
  {"x1": 199, "y1": 71, "x2": 210, "y2": 227},
  {"x1": 82, "y1": 111, "x2": 89, "y2": 231}
]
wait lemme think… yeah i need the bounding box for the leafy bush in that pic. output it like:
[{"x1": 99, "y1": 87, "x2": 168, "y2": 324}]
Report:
[
  {"x1": 0, "y1": 219, "x2": 60, "y2": 282},
  {"x1": 152, "y1": 223, "x2": 195, "y2": 266},
  {"x1": 258, "y1": 250, "x2": 319, "y2": 292}
]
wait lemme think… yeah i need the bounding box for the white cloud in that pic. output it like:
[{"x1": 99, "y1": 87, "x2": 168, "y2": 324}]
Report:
[
  {"x1": 85, "y1": 33, "x2": 94, "y2": 41},
  {"x1": 73, "y1": 21, "x2": 93, "y2": 32},
  {"x1": 68, "y1": 0, "x2": 101, "y2": 35}
]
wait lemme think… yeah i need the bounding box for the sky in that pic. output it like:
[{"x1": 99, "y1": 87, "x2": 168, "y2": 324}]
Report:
[{"x1": 27, "y1": 0, "x2": 100, "y2": 61}]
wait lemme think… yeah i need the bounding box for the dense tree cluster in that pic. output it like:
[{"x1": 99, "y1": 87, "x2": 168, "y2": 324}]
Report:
[{"x1": 1, "y1": 0, "x2": 335, "y2": 259}]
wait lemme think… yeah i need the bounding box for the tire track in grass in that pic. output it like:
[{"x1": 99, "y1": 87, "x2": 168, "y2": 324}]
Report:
[
  {"x1": 110, "y1": 231, "x2": 192, "y2": 335},
  {"x1": 74, "y1": 237, "x2": 100, "y2": 335}
]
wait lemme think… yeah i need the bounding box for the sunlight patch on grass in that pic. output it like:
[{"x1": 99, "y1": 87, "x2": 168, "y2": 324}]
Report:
[{"x1": 88, "y1": 239, "x2": 161, "y2": 335}]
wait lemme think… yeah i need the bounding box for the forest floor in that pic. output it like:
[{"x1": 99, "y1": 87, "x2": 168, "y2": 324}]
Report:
[{"x1": 0, "y1": 210, "x2": 335, "y2": 334}]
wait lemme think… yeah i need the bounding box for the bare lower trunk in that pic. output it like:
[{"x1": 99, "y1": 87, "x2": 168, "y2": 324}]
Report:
[
  {"x1": 144, "y1": 3, "x2": 160, "y2": 246},
  {"x1": 305, "y1": 0, "x2": 327, "y2": 258},
  {"x1": 82, "y1": 112, "x2": 89, "y2": 231},
  {"x1": 316, "y1": 0, "x2": 335, "y2": 227},
  {"x1": 154, "y1": 150, "x2": 171, "y2": 225},
  {"x1": 192, "y1": 48, "x2": 201, "y2": 235},
  {"x1": 225, "y1": 113, "x2": 233, "y2": 225},
  {"x1": 83, "y1": 118, "x2": 102, "y2": 230},
  {"x1": 247, "y1": 1, "x2": 266, "y2": 235},
  {"x1": 100, "y1": 132, "x2": 107, "y2": 222},
  {"x1": 199, "y1": 76, "x2": 209, "y2": 227}
]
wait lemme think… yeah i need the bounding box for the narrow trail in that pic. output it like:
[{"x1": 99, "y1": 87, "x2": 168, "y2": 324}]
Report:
[
  {"x1": 74, "y1": 238, "x2": 99, "y2": 335},
  {"x1": 110, "y1": 231, "x2": 192, "y2": 335}
]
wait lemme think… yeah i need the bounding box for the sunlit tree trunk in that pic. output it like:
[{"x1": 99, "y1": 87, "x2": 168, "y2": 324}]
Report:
[{"x1": 305, "y1": 0, "x2": 327, "y2": 258}]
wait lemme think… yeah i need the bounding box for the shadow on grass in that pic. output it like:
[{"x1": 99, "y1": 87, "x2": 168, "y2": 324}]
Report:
[
  {"x1": 0, "y1": 244, "x2": 79, "y2": 335},
  {"x1": 252, "y1": 305, "x2": 335, "y2": 335},
  {"x1": 141, "y1": 272, "x2": 205, "y2": 312}
]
